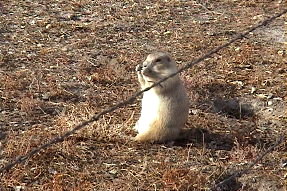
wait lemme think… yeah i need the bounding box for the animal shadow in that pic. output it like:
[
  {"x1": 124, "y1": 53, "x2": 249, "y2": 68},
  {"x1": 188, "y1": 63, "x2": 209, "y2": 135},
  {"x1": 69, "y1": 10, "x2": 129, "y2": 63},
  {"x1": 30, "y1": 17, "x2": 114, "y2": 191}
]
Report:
[
  {"x1": 175, "y1": 128, "x2": 234, "y2": 151},
  {"x1": 213, "y1": 98, "x2": 254, "y2": 119},
  {"x1": 191, "y1": 82, "x2": 255, "y2": 119}
]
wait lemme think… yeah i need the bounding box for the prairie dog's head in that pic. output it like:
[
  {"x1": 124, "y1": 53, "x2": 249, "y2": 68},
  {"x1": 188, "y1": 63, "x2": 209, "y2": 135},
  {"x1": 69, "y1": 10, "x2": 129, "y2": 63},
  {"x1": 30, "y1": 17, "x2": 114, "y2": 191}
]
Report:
[{"x1": 140, "y1": 52, "x2": 178, "y2": 81}]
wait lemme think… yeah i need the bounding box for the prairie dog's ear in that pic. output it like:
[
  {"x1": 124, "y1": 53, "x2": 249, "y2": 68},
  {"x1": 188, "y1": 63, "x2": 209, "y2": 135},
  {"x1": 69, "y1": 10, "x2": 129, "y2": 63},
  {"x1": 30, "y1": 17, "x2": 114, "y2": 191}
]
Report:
[
  {"x1": 154, "y1": 58, "x2": 162, "y2": 63},
  {"x1": 154, "y1": 56, "x2": 171, "y2": 64}
]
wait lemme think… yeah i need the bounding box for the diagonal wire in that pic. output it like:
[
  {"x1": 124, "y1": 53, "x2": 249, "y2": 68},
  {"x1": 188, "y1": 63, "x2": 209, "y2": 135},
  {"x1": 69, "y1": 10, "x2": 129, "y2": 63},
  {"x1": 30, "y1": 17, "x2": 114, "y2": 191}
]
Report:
[{"x1": 1, "y1": 8, "x2": 287, "y2": 174}]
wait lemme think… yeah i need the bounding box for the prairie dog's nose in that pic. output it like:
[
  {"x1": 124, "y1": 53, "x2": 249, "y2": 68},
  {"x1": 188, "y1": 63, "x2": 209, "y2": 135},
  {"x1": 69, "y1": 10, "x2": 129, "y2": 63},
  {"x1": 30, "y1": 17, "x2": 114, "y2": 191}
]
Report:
[{"x1": 136, "y1": 65, "x2": 142, "y2": 71}]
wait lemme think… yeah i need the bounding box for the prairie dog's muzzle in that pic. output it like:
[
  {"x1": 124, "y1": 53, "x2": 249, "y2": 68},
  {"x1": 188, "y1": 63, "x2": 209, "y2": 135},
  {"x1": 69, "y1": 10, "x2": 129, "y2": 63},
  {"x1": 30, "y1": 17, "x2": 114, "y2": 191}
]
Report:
[{"x1": 142, "y1": 67, "x2": 153, "y2": 76}]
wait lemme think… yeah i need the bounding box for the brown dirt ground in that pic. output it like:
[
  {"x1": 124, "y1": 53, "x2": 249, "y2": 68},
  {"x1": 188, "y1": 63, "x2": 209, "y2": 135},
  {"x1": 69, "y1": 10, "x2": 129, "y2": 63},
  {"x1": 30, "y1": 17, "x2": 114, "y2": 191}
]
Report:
[{"x1": 0, "y1": 0, "x2": 287, "y2": 190}]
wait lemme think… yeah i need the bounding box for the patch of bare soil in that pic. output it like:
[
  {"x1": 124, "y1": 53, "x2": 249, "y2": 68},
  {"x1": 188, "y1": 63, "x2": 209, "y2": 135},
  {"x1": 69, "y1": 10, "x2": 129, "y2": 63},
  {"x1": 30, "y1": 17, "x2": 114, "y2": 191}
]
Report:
[{"x1": 0, "y1": 0, "x2": 286, "y2": 190}]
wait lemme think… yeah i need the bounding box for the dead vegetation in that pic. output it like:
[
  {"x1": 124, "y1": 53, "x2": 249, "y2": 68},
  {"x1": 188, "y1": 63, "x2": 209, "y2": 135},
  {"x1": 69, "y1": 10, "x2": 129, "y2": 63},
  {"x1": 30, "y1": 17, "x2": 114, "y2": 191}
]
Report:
[{"x1": 0, "y1": 0, "x2": 287, "y2": 190}]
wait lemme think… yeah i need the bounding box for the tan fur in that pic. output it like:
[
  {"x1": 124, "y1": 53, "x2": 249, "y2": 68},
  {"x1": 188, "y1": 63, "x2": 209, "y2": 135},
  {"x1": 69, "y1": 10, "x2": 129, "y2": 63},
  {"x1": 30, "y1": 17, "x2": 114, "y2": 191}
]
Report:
[{"x1": 134, "y1": 52, "x2": 189, "y2": 143}]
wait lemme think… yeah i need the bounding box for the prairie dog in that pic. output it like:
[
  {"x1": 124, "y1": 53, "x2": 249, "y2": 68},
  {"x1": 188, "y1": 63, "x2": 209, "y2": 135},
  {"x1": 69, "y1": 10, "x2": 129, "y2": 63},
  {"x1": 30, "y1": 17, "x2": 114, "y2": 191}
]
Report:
[{"x1": 134, "y1": 52, "x2": 189, "y2": 142}]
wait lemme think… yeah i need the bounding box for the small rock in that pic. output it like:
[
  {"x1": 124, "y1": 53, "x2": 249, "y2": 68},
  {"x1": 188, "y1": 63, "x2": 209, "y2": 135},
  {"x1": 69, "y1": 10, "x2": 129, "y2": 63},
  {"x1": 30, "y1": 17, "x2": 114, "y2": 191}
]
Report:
[
  {"x1": 251, "y1": 87, "x2": 256, "y2": 94},
  {"x1": 267, "y1": 100, "x2": 273, "y2": 106},
  {"x1": 163, "y1": 31, "x2": 172, "y2": 35},
  {"x1": 281, "y1": 160, "x2": 287, "y2": 168},
  {"x1": 257, "y1": 94, "x2": 267, "y2": 99},
  {"x1": 273, "y1": 97, "x2": 283, "y2": 101},
  {"x1": 109, "y1": 169, "x2": 118, "y2": 175},
  {"x1": 48, "y1": 168, "x2": 57, "y2": 174},
  {"x1": 15, "y1": 186, "x2": 25, "y2": 191},
  {"x1": 267, "y1": 93, "x2": 273, "y2": 99},
  {"x1": 45, "y1": 24, "x2": 51, "y2": 29},
  {"x1": 61, "y1": 47, "x2": 68, "y2": 52},
  {"x1": 42, "y1": 93, "x2": 50, "y2": 100},
  {"x1": 231, "y1": 80, "x2": 244, "y2": 88},
  {"x1": 190, "y1": 109, "x2": 199, "y2": 115},
  {"x1": 29, "y1": 19, "x2": 36, "y2": 25}
]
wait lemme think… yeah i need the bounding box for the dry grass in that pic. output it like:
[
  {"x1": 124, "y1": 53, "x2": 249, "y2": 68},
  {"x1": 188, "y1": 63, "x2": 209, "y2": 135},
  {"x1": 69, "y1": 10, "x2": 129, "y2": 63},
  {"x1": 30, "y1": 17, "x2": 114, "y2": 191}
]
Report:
[{"x1": 0, "y1": 0, "x2": 287, "y2": 190}]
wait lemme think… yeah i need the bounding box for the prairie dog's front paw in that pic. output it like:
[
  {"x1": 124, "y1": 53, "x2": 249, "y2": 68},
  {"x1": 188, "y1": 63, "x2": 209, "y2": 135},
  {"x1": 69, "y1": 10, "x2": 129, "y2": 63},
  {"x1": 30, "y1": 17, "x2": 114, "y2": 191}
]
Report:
[{"x1": 136, "y1": 64, "x2": 142, "y2": 72}]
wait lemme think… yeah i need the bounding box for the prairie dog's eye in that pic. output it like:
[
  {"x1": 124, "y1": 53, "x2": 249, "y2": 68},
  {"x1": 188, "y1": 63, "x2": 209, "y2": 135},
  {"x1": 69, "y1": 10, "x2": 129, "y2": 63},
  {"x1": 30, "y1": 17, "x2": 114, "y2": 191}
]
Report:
[
  {"x1": 143, "y1": 62, "x2": 148, "y2": 67},
  {"x1": 154, "y1": 58, "x2": 162, "y2": 63}
]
